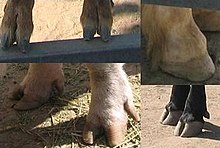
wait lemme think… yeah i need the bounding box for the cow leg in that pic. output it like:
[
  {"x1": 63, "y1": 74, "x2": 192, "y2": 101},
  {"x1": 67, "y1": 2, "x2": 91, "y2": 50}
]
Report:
[
  {"x1": 193, "y1": 9, "x2": 220, "y2": 31},
  {"x1": 80, "y1": 0, "x2": 113, "y2": 41},
  {"x1": 142, "y1": 5, "x2": 215, "y2": 81},
  {"x1": 160, "y1": 85, "x2": 190, "y2": 125},
  {"x1": 0, "y1": 0, "x2": 34, "y2": 53},
  {"x1": 83, "y1": 63, "x2": 140, "y2": 146},
  {"x1": 8, "y1": 63, "x2": 64, "y2": 110},
  {"x1": 174, "y1": 85, "x2": 210, "y2": 137}
]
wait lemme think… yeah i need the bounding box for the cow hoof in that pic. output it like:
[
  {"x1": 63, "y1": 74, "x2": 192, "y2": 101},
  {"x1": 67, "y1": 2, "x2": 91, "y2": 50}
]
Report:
[
  {"x1": 161, "y1": 54, "x2": 215, "y2": 82},
  {"x1": 174, "y1": 121, "x2": 204, "y2": 137},
  {"x1": 160, "y1": 109, "x2": 182, "y2": 126},
  {"x1": 81, "y1": 0, "x2": 113, "y2": 41}
]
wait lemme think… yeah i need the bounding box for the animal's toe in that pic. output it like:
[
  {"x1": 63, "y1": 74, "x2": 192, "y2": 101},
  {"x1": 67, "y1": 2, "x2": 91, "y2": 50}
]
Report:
[
  {"x1": 8, "y1": 85, "x2": 24, "y2": 101},
  {"x1": 13, "y1": 97, "x2": 42, "y2": 111},
  {"x1": 160, "y1": 109, "x2": 183, "y2": 126},
  {"x1": 106, "y1": 124, "x2": 127, "y2": 147},
  {"x1": 97, "y1": 25, "x2": 111, "y2": 42},
  {"x1": 18, "y1": 39, "x2": 29, "y2": 53},
  {"x1": 83, "y1": 26, "x2": 96, "y2": 41},
  {"x1": 83, "y1": 122, "x2": 102, "y2": 145},
  {"x1": 174, "y1": 121, "x2": 204, "y2": 137},
  {"x1": 0, "y1": 32, "x2": 12, "y2": 50}
]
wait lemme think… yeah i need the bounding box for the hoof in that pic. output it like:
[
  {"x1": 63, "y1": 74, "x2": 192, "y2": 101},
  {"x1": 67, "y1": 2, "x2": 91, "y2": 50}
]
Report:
[
  {"x1": 83, "y1": 122, "x2": 102, "y2": 145},
  {"x1": 174, "y1": 121, "x2": 204, "y2": 137},
  {"x1": 0, "y1": 0, "x2": 34, "y2": 52},
  {"x1": 160, "y1": 109, "x2": 183, "y2": 126},
  {"x1": 0, "y1": 31, "x2": 15, "y2": 50},
  {"x1": 83, "y1": 26, "x2": 96, "y2": 41},
  {"x1": 18, "y1": 39, "x2": 29, "y2": 53},
  {"x1": 80, "y1": 0, "x2": 112, "y2": 41},
  {"x1": 83, "y1": 122, "x2": 126, "y2": 147},
  {"x1": 8, "y1": 64, "x2": 64, "y2": 111},
  {"x1": 106, "y1": 124, "x2": 127, "y2": 147},
  {"x1": 13, "y1": 99, "x2": 43, "y2": 111},
  {"x1": 97, "y1": 25, "x2": 111, "y2": 42},
  {"x1": 161, "y1": 54, "x2": 215, "y2": 82}
]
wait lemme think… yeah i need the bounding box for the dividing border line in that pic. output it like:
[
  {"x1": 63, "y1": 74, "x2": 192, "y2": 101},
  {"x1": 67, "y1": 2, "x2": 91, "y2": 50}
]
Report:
[
  {"x1": 0, "y1": 33, "x2": 140, "y2": 63},
  {"x1": 142, "y1": 0, "x2": 220, "y2": 10}
]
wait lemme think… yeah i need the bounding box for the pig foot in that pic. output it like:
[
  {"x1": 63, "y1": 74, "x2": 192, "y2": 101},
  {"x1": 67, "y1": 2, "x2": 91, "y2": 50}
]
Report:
[
  {"x1": 83, "y1": 64, "x2": 140, "y2": 146},
  {"x1": 7, "y1": 63, "x2": 64, "y2": 110}
]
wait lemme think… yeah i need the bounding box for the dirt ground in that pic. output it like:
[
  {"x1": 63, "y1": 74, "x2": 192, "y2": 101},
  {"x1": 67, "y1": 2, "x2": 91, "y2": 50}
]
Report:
[
  {"x1": 141, "y1": 85, "x2": 220, "y2": 148},
  {"x1": 0, "y1": 0, "x2": 140, "y2": 42},
  {"x1": 0, "y1": 64, "x2": 141, "y2": 148},
  {"x1": 0, "y1": 0, "x2": 140, "y2": 147}
]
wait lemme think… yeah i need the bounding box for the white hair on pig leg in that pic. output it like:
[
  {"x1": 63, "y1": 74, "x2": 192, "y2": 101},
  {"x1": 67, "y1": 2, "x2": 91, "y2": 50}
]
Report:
[{"x1": 84, "y1": 63, "x2": 140, "y2": 146}]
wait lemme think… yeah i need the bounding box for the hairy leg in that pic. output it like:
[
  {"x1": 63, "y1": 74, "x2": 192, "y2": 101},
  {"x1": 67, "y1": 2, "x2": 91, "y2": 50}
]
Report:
[
  {"x1": 0, "y1": 0, "x2": 34, "y2": 53},
  {"x1": 83, "y1": 63, "x2": 140, "y2": 146},
  {"x1": 160, "y1": 85, "x2": 190, "y2": 125},
  {"x1": 174, "y1": 85, "x2": 210, "y2": 137},
  {"x1": 142, "y1": 5, "x2": 215, "y2": 81},
  {"x1": 80, "y1": 0, "x2": 113, "y2": 41}
]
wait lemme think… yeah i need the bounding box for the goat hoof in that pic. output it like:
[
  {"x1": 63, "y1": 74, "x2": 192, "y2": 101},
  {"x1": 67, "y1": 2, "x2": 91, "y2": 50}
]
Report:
[{"x1": 174, "y1": 121, "x2": 204, "y2": 137}]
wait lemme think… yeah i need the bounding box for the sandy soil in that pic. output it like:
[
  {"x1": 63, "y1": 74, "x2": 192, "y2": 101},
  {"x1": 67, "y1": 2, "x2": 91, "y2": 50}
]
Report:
[
  {"x1": 0, "y1": 64, "x2": 140, "y2": 147},
  {"x1": 141, "y1": 85, "x2": 220, "y2": 148},
  {"x1": 0, "y1": 0, "x2": 140, "y2": 147},
  {"x1": 0, "y1": 0, "x2": 140, "y2": 42}
]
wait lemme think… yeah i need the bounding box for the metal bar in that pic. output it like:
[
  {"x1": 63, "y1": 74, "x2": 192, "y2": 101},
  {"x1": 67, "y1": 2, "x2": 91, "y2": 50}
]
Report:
[
  {"x1": 0, "y1": 33, "x2": 140, "y2": 63},
  {"x1": 142, "y1": 0, "x2": 220, "y2": 10}
]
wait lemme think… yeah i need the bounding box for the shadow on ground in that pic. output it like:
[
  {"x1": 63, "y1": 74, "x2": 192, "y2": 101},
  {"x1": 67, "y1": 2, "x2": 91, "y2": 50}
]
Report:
[
  {"x1": 198, "y1": 122, "x2": 220, "y2": 141},
  {"x1": 0, "y1": 63, "x2": 140, "y2": 147}
]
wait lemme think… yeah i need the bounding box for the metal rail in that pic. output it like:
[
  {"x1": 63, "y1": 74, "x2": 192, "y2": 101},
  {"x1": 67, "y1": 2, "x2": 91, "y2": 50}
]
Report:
[
  {"x1": 0, "y1": 33, "x2": 140, "y2": 63},
  {"x1": 142, "y1": 0, "x2": 220, "y2": 10}
]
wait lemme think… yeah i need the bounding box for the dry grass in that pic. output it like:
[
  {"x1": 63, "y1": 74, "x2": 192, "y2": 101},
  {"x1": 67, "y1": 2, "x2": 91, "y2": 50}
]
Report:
[
  {"x1": 0, "y1": 63, "x2": 140, "y2": 148},
  {"x1": 0, "y1": 0, "x2": 140, "y2": 147}
]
